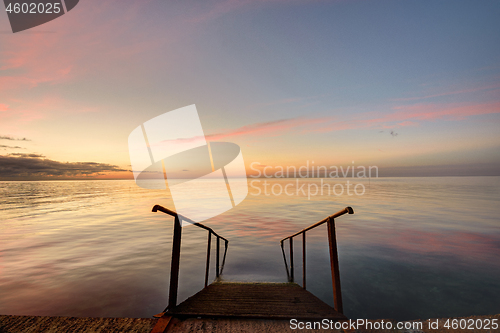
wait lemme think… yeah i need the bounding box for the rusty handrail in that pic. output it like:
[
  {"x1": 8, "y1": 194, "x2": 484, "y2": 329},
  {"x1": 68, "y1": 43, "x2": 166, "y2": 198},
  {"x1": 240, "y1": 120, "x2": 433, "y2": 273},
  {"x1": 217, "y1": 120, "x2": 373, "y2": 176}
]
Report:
[
  {"x1": 152, "y1": 205, "x2": 229, "y2": 242},
  {"x1": 280, "y1": 206, "x2": 353, "y2": 242},
  {"x1": 152, "y1": 204, "x2": 229, "y2": 311},
  {"x1": 280, "y1": 206, "x2": 354, "y2": 314}
]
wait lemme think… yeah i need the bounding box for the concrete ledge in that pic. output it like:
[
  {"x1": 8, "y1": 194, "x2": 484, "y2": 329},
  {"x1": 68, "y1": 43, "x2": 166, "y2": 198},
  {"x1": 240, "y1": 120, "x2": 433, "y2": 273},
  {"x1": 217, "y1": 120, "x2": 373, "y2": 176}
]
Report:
[
  {"x1": 1, "y1": 313, "x2": 498, "y2": 332},
  {"x1": 0, "y1": 315, "x2": 157, "y2": 333}
]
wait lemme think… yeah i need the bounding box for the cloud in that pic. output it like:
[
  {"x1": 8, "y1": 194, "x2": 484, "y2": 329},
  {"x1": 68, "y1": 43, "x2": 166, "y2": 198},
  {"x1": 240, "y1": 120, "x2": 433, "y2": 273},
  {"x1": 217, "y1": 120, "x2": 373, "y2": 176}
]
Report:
[
  {"x1": 153, "y1": 117, "x2": 334, "y2": 146},
  {"x1": 8, "y1": 153, "x2": 44, "y2": 157},
  {"x1": 396, "y1": 120, "x2": 418, "y2": 127},
  {"x1": 0, "y1": 1, "x2": 161, "y2": 126},
  {"x1": 316, "y1": 101, "x2": 500, "y2": 133},
  {"x1": 204, "y1": 100, "x2": 499, "y2": 142},
  {"x1": 390, "y1": 101, "x2": 500, "y2": 121},
  {"x1": 0, "y1": 33, "x2": 73, "y2": 91},
  {"x1": 207, "y1": 116, "x2": 333, "y2": 140},
  {"x1": 0, "y1": 0, "x2": 179, "y2": 91},
  {"x1": 0, "y1": 145, "x2": 25, "y2": 149},
  {"x1": 196, "y1": 99, "x2": 500, "y2": 144},
  {"x1": 0, "y1": 154, "x2": 127, "y2": 179},
  {"x1": 0, "y1": 135, "x2": 31, "y2": 141},
  {"x1": 149, "y1": 118, "x2": 325, "y2": 151}
]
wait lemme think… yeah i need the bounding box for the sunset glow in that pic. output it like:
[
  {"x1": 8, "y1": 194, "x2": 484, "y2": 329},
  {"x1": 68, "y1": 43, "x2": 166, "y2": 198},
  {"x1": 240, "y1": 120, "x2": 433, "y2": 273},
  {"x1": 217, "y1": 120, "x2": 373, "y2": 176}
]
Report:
[{"x1": 0, "y1": 0, "x2": 499, "y2": 180}]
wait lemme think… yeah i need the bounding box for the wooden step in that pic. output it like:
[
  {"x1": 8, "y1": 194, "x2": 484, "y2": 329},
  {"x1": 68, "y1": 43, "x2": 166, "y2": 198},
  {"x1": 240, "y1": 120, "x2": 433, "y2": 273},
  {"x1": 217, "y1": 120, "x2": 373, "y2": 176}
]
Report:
[{"x1": 167, "y1": 282, "x2": 347, "y2": 320}]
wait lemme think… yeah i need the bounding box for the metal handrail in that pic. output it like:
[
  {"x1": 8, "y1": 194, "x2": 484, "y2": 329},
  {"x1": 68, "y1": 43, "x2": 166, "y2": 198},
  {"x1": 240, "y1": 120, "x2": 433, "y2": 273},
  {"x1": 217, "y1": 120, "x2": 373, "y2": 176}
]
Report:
[
  {"x1": 280, "y1": 206, "x2": 354, "y2": 314},
  {"x1": 280, "y1": 207, "x2": 353, "y2": 242},
  {"x1": 152, "y1": 205, "x2": 229, "y2": 310},
  {"x1": 152, "y1": 205, "x2": 229, "y2": 243}
]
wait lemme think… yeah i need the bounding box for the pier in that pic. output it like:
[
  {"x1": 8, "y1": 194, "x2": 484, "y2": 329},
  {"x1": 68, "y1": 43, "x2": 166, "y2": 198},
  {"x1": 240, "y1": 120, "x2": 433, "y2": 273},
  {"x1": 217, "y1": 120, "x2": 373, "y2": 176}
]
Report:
[
  {"x1": 2, "y1": 206, "x2": 499, "y2": 332},
  {"x1": 0, "y1": 206, "x2": 354, "y2": 332},
  {"x1": 148, "y1": 205, "x2": 353, "y2": 332},
  {"x1": 165, "y1": 281, "x2": 346, "y2": 320},
  {"x1": 2, "y1": 205, "x2": 499, "y2": 332}
]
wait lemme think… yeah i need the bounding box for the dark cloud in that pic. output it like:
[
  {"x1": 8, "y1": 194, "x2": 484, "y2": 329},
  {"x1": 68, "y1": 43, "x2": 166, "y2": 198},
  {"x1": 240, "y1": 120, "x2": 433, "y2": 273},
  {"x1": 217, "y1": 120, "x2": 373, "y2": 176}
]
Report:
[
  {"x1": 8, "y1": 153, "x2": 44, "y2": 158},
  {"x1": 0, "y1": 135, "x2": 31, "y2": 141},
  {"x1": 0, "y1": 154, "x2": 127, "y2": 179},
  {"x1": 379, "y1": 130, "x2": 399, "y2": 137},
  {"x1": 0, "y1": 145, "x2": 25, "y2": 149}
]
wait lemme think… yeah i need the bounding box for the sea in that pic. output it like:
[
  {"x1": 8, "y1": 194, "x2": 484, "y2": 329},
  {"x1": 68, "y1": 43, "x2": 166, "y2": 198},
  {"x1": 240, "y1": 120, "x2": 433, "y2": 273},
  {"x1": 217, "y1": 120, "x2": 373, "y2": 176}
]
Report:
[{"x1": 1, "y1": 177, "x2": 499, "y2": 321}]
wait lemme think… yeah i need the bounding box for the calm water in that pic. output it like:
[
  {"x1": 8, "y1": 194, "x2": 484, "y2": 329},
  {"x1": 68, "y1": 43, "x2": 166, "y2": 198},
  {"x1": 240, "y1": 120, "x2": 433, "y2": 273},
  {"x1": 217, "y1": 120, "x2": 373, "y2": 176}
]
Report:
[{"x1": 0, "y1": 177, "x2": 499, "y2": 321}]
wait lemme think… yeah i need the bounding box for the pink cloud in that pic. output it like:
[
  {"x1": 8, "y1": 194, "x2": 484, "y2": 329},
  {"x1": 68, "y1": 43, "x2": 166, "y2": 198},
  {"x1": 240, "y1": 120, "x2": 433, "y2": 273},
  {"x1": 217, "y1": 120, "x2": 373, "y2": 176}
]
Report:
[
  {"x1": 0, "y1": 104, "x2": 9, "y2": 112},
  {"x1": 396, "y1": 120, "x2": 418, "y2": 127},
  {"x1": 207, "y1": 116, "x2": 335, "y2": 141},
  {"x1": 0, "y1": 0, "x2": 168, "y2": 92},
  {"x1": 0, "y1": 1, "x2": 159, "y2": 125},
  {"x1": 0, "y1": 31, "x2": 76, "y2": 91},
  {"x1": 314, "y1": 101, "x2": 500, "y2": 133},
  {"x1": 0, "y1": 95, "x2": 99, "y2": 126},
  {"x1": 206, "y1": 101, "x2": 500, "y2": 140},
  {"x1": 390, "y1": 101, "x2": 500, "y2": 121}
]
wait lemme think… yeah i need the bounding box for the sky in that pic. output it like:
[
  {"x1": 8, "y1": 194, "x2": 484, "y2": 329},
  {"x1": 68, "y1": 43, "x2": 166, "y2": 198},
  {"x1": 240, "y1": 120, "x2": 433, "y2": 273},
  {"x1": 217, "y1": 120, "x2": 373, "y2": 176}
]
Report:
[{"x1": 0, "y1": 0, "x2": 499, "y2": 180}]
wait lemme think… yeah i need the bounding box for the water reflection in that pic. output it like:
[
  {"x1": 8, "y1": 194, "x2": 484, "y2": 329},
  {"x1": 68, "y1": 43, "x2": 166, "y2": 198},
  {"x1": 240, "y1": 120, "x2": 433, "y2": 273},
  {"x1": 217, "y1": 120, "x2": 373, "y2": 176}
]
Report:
[{"x1": 0, "y1": 177, "x2": 499, "y2": 320}]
